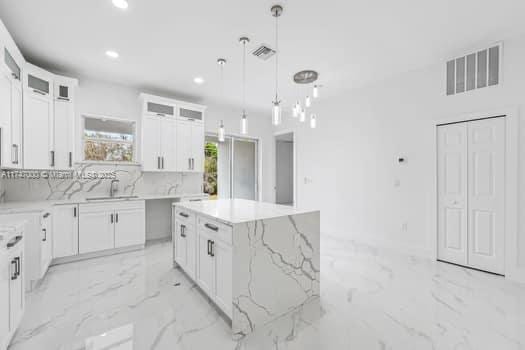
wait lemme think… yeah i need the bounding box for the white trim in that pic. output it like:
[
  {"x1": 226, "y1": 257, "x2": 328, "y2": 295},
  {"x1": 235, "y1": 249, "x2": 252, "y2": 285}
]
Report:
[
  {"x1": 274, "y1": 129, "x2": 297, "y2": 207},
  {"x1": 430, "y1": 107, "x2": 522, "y2": 283}
]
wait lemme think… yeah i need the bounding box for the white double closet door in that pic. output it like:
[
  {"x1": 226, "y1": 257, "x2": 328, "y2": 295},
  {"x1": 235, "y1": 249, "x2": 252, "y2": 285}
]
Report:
[{"x1": 437, "y1": 117, "x2": 505, "y2": 275}]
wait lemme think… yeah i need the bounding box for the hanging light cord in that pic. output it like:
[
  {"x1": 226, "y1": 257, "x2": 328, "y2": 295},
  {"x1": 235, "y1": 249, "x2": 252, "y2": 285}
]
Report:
[
  {"x1": 242, "y1": 40, "x2": 247, "y2": 116},
  {"x1": 274, "y1": 12, "x2": 279, "y2": 102}
]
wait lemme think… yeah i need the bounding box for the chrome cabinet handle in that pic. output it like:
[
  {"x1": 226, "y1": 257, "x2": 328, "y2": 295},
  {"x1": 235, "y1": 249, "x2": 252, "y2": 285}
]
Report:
[
  {"x1": 69, "y1": 152, "x2": 73, "y2": 167},
  {"x1": 115, "y1": 213, "x2": 119, "y2": 223},
  {"x1": 50, "y1": 150, "x2": 55, "y2": 167},
  {"x1": 180, "y1": 224, "x2": 186, "y2": 238},
  {"x1": 6, "y1": 235, "x2": 22, "y2": 248},
  {"x1": 204, "y1": 223, "x2": 219, "y2": 232},
  {"x1": 179, "y1": 212, "x2": 189, "y2": 218},
  {"x1": 207, "y1": 240, "x2": 211, "y2": 256},
  {"x1": 73, "y1": 206, "x2": 77, "y2": 217},
  {"x1": 161, "y1": 157, "x2": 165, "y2": 169},
  {"x1": 110, "y1": 213, "x2": 114, "y2": 224},
  {"x1": 10, "y1": 259, "x2": 17, "y2": 280},
  {"x1": 42, "y1": 228, "x2": 47, "y2": 241},
  {"x1": 188, "y1": 158, "x2": 191, "y2": 170},
  {"x1": 11, "y1": 144, "x2": 19, "y2": 164},
  {"x1": 14, "y1": 257, "x2": 20, "y2": 278},
  {"x1": 210, "y1": 240, "x2": 215, "y2": 257}
]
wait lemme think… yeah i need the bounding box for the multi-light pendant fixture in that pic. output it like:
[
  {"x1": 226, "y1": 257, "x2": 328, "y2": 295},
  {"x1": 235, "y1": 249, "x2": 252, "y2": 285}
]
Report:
[
  {"x1": 217, "y1": 58, "x2": 226, "y2": 142},
  {"x1": 239, "y1": 36, "x2": 249, "y2": 135},
  {"x1": 215, "y1": 4, "x2": 320, "y2": 136}
]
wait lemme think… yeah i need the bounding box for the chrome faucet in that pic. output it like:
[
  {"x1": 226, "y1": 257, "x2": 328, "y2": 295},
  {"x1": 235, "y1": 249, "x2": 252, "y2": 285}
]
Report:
[{"x1": 110, "y1": 179, "x2": 120, "y2": 197}]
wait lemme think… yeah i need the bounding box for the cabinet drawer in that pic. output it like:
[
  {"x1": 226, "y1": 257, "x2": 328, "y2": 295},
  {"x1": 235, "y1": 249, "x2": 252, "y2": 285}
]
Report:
[
  {"x1": 197, "y1": 216, "x2": 232, "y2": 245},
  {"x1": 175, "y1": 207, "x2": 196, "y2": 225}
]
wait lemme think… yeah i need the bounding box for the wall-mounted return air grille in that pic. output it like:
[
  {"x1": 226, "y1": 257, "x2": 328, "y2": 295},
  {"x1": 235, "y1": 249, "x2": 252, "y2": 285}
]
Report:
[{"x1": 446, "y1": 43, "x2": 501, "y2": 96}]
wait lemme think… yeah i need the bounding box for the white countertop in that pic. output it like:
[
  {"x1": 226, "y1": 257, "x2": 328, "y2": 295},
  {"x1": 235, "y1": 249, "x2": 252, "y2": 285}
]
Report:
[
  {"x1": 0, "y1": 193, "x2": 209, "y2": 214},
  {"x1": 174, "y1": 199, "x2": 318, "y2": 224}
]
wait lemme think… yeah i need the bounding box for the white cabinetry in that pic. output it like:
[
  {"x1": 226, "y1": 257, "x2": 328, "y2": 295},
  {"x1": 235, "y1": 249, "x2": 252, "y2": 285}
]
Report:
[
  {"x1": 52, "y1": 204, "x2": 79, "y2": 258},
  {"x1": 53, "y1": 76, "x2": 77, "y2": 170},
  {"x1": 40, "y1": 212, "x2": 53, "y2": 277},
  {"x1": 176, "y1": 121, "x2": 204, "y2": 172},
  {"x1": 79, "y1": 201, "x2": 145, "y2": 254},
  {"x1": 23, "y1": 63, "x2": 54, "y2": 170},
  {"x1": 141, "y1": 115, "x2": 177, "y2": 171},
  {"x1": 0, "y1": 47, "x2": 23, "y2": 169},
  {"x1": 0, "y1": 224, "x2": 25, "y2": 350},
  {"x1": 173, "y1": 212, "x2": 232, "y2": 318}
]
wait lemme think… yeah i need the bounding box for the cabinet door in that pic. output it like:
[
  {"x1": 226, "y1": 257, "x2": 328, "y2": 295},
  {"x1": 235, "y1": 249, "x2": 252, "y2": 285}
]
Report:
[
  {"x1": 23, "y1": 93, "x2": 54, "y2": 169},
  {"x1": 191, "y1": 123, "x2": 204, "y2": 172},
  {"x1": 176, "y1": 121, "x2": 192, "y2": 171},
  {"x1": 53, "y1": 100, "x2": 75, "y2": 169},
  {"x1": 114, "y1": 208, "x2": 145, "y2": 248},
  {"x1": 142, "y1": 116, "x2": 161, "y2": 171},
  {"x1": 10, "y1": 80, "x2": 23, "y2": 169},
  {"x1": 213, "y1": 240, "x2": 232, "y2": 317},
  {"x1": 0, "y1": 70, "x2": 12, "y2": 168},
  {"x1": 9, "y1": 251, "x2": 24, "y2": 333},
  {"x1": 79, "y1": 206, "x2": 114, "y2": 254},
  {"x1": 52, "y1": 204, "x2": 79, "y2": 258},
  {"x1": 196, "y1": 231, "x2": 214, "y2": 296},
  {"x1": 161, "y1": 118, "x2": 177, "y2": 171},
  {"x1": 174, "y1": 220, "x2": 187, "y2": 269},
  {"x1": 0, "y1": 250, "x2": 9, "y2": 346}
]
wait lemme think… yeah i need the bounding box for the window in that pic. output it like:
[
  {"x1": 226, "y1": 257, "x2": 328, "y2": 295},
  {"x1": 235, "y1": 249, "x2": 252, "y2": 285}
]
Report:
[{"x1": 82, "y1": 115, "x2": 136, "y2": 162}]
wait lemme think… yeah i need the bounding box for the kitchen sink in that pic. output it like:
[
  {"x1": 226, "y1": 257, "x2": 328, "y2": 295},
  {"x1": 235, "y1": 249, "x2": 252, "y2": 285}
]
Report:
[{"x1": 86, "y1": 195, "x2": 139, "y2": 201}]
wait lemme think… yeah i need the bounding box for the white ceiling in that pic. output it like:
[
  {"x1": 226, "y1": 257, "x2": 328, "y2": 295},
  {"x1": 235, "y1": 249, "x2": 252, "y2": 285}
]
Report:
[{"x1": 1, "y1": 0, "x2": 524, "y2": 115}]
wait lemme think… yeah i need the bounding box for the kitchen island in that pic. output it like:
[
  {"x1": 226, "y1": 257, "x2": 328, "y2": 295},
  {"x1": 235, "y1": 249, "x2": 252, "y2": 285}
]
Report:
[{"x1": 172, "y1": 199, "x2": 320, "y2": 338}]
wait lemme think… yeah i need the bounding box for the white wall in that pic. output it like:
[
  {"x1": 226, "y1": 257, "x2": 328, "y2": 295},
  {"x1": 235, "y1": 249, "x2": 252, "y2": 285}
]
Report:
[{"x1": 277, "y1": 34, "x2": 525, "y2": 281}]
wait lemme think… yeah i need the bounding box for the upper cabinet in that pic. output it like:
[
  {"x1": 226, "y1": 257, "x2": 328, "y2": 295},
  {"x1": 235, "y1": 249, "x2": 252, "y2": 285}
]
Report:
[
  {"x1": 0, "y1": 47, "x2": 23, "y2": 169},
  {"x1": 23, "y1": 63, "x2": 54, "y2": 170},
  {"x1": 140, "y1": 94, "x2": 206, "y2": 173},
  {"x1": 53, "y1": 75, "x2": 77, "y2": 169}
]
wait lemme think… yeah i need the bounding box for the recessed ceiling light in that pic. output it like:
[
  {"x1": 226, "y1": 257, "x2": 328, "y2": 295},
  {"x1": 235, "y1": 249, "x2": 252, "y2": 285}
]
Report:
[
  {"x1": 193, "y1": 77, "x2": 205, "y2": 84},
  {"x1": 112, "y1": 0, "x2": 128, "y2": 9},
  {"x1": 105, "y1": 50, "x2": 119, "y2": 59}
]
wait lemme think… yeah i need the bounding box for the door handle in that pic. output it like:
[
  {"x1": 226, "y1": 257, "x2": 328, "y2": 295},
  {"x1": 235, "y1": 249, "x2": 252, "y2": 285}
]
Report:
[
  {"x1": 110, "y1": 213, "x2": 114, "y2": 224},
  {"x1": 115, "y1": 213, "x2": 119, "y2": 223},
  {"x1": 42, "y1": 228, "x2": 47, "y2": 241},
  {"x1": 191, "y1": 158, "x2": 194, "y2": 170},
  {"x1": 11, "y1": 144, "x2": 18, "y2": 164},
  {"x1": 69, "y1": 152, "x2": 73, "y2": 167},
  {"x1": 207, "y1": 239, "x2": 211, "y2": 256},
  {"x1": 6, "y1": 235, "x2": 22, "y2": 248},
  {"x1": 50, "y1": 150, "x2": 55, "y2": 167},
  {"x1": 210, "y1": 240, "x2": 215, "y2": 257},
  {"x1": 14, "y1": 257, "x2": 20, "y2": 278},
  {"x1": 180, "y1": 224, "x2": 186, "y2": 238},
  {"x1": 188, "y1": 158, "x2": 191, "y2": 170},
  {"x1": 10, "y1": 259, "x2": 17, "y2": 280},
  {"x1": 204, "y1": 223, "x2": 219, "y2": 232},
  {"x1": 73, "y1": 206, "x2": 77, "y2": 217},
  {"x1": 157, "y1": 156, "x2": 161, "y2": 169},
  {"x1": 161, "y1": 156, "x2": 165, "y2": 169},
  {"x1": 179, "y1": 212, "x2": 189, "y2": 218}
]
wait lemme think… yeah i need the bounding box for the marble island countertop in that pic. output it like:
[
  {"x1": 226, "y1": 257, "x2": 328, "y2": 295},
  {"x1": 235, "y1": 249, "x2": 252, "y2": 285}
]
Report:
[
  {"x1": 0, "y1": 193, "x2": 209, "y2": 214},
  {"x1": 174, "y1": 198, "x2": 318, "y2": 224}
]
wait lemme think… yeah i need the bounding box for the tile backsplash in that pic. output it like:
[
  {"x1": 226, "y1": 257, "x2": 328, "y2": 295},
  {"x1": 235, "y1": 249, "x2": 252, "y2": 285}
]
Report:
[{"x1": 2, "y1": 163, "x2": 203, "y2": 201}]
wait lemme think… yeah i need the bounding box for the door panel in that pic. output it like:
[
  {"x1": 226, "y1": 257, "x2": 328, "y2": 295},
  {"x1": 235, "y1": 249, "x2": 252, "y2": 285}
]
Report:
[
  {"x1": 191, "y1": 123, "x2": 204, "y2": 172},
  {"x1": 174, "y1": 220, "x2": 187, "y2": 268},
  {"x1": 467, "y1": 118, "x2": 505, "y2": 274},
  {"x1": 196, "y1": 231, "x2": 214, "y2": 296},
  {"x1": 24, "y1": 94, "x2": 53, "y2": 169},
  {"x1": 214, "y1": 241, "x2": 232, "y2": 317},
  {"x1": 185, "y1": 224, "x2": 196, "y2": 279},
  {"x1": 52, "y1": 205, "x2": 79, "y2": 258},
  {"x1": 0, "y1": 71, "x2": 12, "y2": 168},
  {"x1": 437, "y1": 123, "x2": 468, "y2": 265},
  {"x1": 161, "y1": 118, "x2": 177, "y2": 171},
  {"x1": 79, "y1": 208, "x2": 114, "y2": 253},
  {"x1": 176, "y1": 121, "x2": 192, "y2": 171},
  {"x1": 114, "y1": 209, "x2": 145, "y2": 248},
  {"x1": 142, "y1": 116, "x2": 161, "y2": 171},
  {"x1": 54, "y1": 100, "x2": 74, "y2": 169}
]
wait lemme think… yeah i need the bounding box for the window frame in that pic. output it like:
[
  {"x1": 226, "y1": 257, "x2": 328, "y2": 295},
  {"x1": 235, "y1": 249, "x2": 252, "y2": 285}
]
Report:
[{"x1": 80, "y1": 114, "x2": 138, "y2": 165}]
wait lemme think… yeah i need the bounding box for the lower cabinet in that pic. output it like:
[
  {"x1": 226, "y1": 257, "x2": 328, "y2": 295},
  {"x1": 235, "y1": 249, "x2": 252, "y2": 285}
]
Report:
[
  {"x1": 173, "y1": 212, "x2": 233, "y2": 318},
  {"x1": 79, "y1": 201, "x2": 145, "y2": 254},
  {"x1": 52, "y1": 204, "x2": 79, "y2": 258},
  {"x1": 40, "y1": 212, "x2": 53, "y2": 278}
]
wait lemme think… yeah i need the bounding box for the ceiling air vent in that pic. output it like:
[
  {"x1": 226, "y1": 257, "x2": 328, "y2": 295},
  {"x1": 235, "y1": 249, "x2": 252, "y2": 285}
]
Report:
[
  {"x1": 446, "y1": 43, "x2": 502, "y2": 96},
  {"x1": 252, "y1": 44, "x2": 276, "y2": 60}
]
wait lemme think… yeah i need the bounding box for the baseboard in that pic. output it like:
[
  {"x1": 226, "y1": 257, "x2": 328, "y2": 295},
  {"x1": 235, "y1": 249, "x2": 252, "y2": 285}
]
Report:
[{"x1": 51, "y1": 244, "x2": 145, "y2": 266}]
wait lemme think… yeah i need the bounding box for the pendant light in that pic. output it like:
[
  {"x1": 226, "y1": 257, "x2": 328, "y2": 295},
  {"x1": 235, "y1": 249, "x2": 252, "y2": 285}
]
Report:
[
  {"x1": 305, "y1": 95, "x2": 311, "y2": 108},
  {"x1": 299, "y1": 108, "x2": 306, "y2": 122},
  {"x1": 313, "y1": 85, "x2": 319, "y2": 98},
  {"x1": 310, "y1": 114, "x2": 317, "y2": 129},
  {"x1": 239, "y1": 37, "x2": 249, "y2": 134},
  {"x1": 217, "y1": 58, "x2": 227, "y2": 141},
  {"x1": 292, "y1": 101, "x2": 300, "y2": 118},
  {"x1": 271, "y1": 5, "x2": 283, "y2": 126}
]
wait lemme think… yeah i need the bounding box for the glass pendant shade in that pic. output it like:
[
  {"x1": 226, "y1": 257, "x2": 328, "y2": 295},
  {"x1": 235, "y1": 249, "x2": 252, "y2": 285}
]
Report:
[
  {"x1": 310, "y1": 114, "x2": 317, "y2": 128},
  {"x1": 241, "y1": 115, "x2": 247, "y2": 134},
  {"x1": 313, "y1": 85, "x2": 319, "y2": 98},
  {"x1": 272, "y1": 102, "x2": 281, "y2": 125},
  {"x1": 292, "y1": 103, "x2": 299, "y2": 118},
  {"x1": 299, "y1": 109, "x2": 306, "y2": 122},
  {"x1": 218, "y1": 120, "x2": 225, "y2": 142},
  {"x1": 305, "y1": 95, "x2": 311, "y2": 107}
]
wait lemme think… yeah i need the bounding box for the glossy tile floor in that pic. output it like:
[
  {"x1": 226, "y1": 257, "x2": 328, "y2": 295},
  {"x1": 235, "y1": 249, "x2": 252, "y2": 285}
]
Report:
[{"x1": 10, "y1": 235, "x2": 525, "y2": 350}]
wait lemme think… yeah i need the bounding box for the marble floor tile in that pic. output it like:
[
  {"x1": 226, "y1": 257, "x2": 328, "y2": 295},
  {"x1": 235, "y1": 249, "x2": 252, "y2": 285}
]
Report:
[{"x1": 9, "y1": 235, "x2": 525, "y2": 350}]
